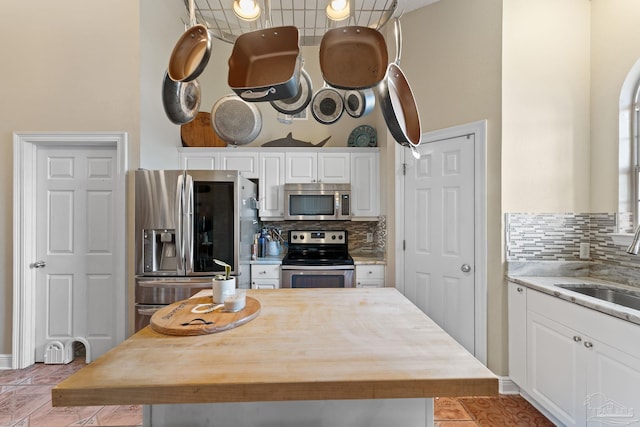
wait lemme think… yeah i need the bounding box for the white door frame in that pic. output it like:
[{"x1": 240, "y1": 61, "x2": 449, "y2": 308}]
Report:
[
  {"x1": 395, "y1": 120, "x2": 487, "y2": 365},
  {"x1": 12, "y1": 132, "x2": 128, "y2": 369}
]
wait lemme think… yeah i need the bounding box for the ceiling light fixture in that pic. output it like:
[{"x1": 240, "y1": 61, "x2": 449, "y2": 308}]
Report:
[
  {"x1": 326, "y1": 0, "x2": 350, "y2": 21},
  {"x1": 233, "y1": 0, "x2": 261, "y2": 21}
]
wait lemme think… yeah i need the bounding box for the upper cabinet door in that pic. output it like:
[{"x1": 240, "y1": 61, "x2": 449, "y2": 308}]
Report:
[
  {"x1": 220, "y1": 151, "x2": 259, "y2": 179},
  {"x1": 285, "y1": 152, "x2": 317, "y2": 183},
  {"x1": 259, "y1": 152, "x2": 286, "y2": 219},
  {"x1": 179, "y1": 151, "x2": 219, "y2": 170},
  {"x1": 318, "y1": 152, "x2": 350, "y2": 183},
  {"x1": 350, "y1": 151, "x2": 379, "y2": 219}
]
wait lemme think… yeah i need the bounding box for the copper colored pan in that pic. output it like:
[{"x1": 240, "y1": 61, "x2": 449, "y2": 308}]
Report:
[
  {"x1": 167, "y1": 0, "x2": 212, "y2": 82},
  {"x1": 377, "y1": 18, "x2": 421, "y2": 154},
  {"x1": 228, "y1": 26, "x2": 301, "y2": 102},
  {"x1": 319, "y1": 26, "x2": 388, "y2": 90},
  {"x1": 168, "y1": 24, "x2": 212, "y2": 82}
]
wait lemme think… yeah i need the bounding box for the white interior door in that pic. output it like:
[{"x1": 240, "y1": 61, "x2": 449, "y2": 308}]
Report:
[
  {"x1": 403, "y1": 135, "x2": 476, "y2": 354},
  {"x1": 34, "y1": 145, "x2": 119, "y2": 362}
]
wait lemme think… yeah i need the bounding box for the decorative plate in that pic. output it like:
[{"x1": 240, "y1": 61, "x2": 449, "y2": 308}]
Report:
[{"x1": 348, "y1": 125, "x2": 377, "y2": 147}]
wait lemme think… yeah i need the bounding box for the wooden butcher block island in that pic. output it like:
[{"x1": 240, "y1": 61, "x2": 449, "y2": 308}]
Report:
[{"x1": 53, "y1": 288, "x2": 497, "y2": 427}]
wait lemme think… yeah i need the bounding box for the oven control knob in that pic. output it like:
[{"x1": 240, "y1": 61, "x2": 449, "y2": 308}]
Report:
[
  {"x1": 338, "y1": 235, "x2": 343, "y2": 240},
  {"x1": 332, "y1": 235, "x2": 336, "y2": 240},
  {"x1": 299, "y1": 235, "x2": 304, "y2": 240}
]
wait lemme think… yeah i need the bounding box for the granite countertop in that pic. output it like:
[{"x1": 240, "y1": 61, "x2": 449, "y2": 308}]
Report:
[
  {"x1": 350, "y1": 248, "x2": 386, "y2": 265},
  {"x1": 353, "y1": 256, "x2": 386, "y2": 265},
  {"x1": 250, "y1": 255, "x2": 284, "y2": 265},
  {"x1": 507, "y1": 275, "x2": 640, "y2": 326}
]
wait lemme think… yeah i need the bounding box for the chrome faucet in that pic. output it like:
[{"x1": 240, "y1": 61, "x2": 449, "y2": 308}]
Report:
[{"x1": 627, "y1": 225, "x2": 640, "y2": 255}]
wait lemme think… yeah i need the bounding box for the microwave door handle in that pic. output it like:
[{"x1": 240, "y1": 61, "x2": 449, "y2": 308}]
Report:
[
  {"x1": 335, "y1": 192, "x2": 340, "y2": 215},
  {"x1": 175, "y1": 173, "x2": 185, "y2": 275},
  {"x1": 184, "y1": 173, "x2": 194, "y2": 274}
]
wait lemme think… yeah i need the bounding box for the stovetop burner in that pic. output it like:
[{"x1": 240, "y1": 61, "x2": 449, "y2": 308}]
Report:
[{"x1": 282, "y1": 230, "x2": 353, "y2": 266}]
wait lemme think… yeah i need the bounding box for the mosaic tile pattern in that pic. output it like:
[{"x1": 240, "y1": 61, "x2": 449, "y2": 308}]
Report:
[
  {"x1": 262, "y1": 218, "x2": 386, "y2": 253},
  {"x1": 506, "y1": 213, "x2": 590, "y2": 261},
  {"x1": 506, "y1": 212, "x2": 640, "y2": 286}
]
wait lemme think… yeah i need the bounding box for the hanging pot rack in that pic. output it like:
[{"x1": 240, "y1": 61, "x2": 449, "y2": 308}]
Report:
[{"x1": 183, "y1": 0, "x2": 397, "y2": 46}]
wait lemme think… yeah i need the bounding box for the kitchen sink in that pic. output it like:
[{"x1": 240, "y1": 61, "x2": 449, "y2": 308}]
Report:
[{"x1": 556, "y1": 284, "x2": 640, "y2": 311}]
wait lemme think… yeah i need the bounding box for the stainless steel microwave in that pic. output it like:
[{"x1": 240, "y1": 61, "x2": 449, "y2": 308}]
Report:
[{"x1": 284, "y1": 183, "x2": 351, "y2": 221}]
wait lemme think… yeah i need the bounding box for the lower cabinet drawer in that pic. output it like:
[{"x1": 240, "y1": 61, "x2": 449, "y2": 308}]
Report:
[
  {"x1": 355, "y1": 265, "x2": 385, "y2": 288},
  {"x1": 251, "y1": 264, "x2": 281, "y2": 289}
]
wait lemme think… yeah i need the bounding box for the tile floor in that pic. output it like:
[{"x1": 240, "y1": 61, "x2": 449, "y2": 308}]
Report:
[{"x1": 1, "y1": 359, "x2": 554, "y2": 427}]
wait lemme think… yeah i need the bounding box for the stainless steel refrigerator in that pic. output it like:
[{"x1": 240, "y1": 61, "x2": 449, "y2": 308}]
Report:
[{"x1": 134, "y1": 169, "x2": 258, "y2": 330}]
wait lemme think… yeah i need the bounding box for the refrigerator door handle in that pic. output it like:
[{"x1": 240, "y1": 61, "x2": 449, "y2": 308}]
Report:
[
  {"x1": 184, "y1": 173, "x2": 194, "y2": 274},
  {"x1": 175, "y1": 173, "x2": 185, "y2": 275}
]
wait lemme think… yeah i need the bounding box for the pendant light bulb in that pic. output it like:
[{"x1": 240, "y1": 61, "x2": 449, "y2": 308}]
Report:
[
  {"x1": 234, "y1": 0, "x2": 261, "y2": 21},
  {"x1": 326, "y1": 0, "x2": 349, "y2": 21}
]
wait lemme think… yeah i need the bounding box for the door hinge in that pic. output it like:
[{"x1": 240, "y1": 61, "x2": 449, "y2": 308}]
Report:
[
  {"x1": 402, "y1": 163, "x2": 407, "y2": 175},
  {"x1": 403, "y1": 240, "x2": 406, "y2": 250}
]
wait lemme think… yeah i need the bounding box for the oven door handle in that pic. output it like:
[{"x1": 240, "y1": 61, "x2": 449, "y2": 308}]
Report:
[{"x1": 281, "y1": 265, "x2": 354, "y2": 270}]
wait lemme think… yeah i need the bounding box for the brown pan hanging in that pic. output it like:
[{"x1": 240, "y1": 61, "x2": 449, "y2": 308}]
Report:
[
  {"x1": 228, "y1": 26, "x2": 302, "y2": 102},
  {"x1": 167, "y1": 0, "x2": 212, "y2": 82},
  {"x1": 319, "y1": 25, "x2": 388, "y2": 90},
  {"x1": 376, "y1": 17, "x2": 422, "y2": 158}
]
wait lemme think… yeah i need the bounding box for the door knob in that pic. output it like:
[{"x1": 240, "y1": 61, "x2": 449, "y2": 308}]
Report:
[
  {"x1": 460, "y1": 264, "x2": 471, "y2": 273},
  {"x1": 32, "y1": 260, "x2": 46, "y2": 269}
]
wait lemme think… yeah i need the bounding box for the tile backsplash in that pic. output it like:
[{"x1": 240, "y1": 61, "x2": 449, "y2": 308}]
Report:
[
  {"x1": 262, "y1": 216, "x2": 386, "y2": 253},
  {"x1": 506, "y1": 213, "x2": 640, "y2": 286}
]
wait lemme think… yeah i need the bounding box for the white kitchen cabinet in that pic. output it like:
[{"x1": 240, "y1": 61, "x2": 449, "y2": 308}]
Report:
[
  {"x1": 178, "y1": 148, "x2": 259, "y2": 178},
  {"x1": 179, "y1": 149, "x2": 219, "y2": 169},
  {"x1": 318, "y1": 152, "x2": 350, "y2": 183},
  {"x1": 178, "y1": 148, "x2": 378, "y2": 219},
  {"x1": 526, "y1": 310, "x2": 586, "y2": 426},
  {"x1": 220, "y1": 150, "x2": 259, "y2": 178},
  {"x1": 510, "y1": 284, "x2": 640, "y2": 427},
  {"x1": 350, "y1": 150, "x2": 380, "y2": 219},
  {"x1": 285, "y1": 152, "x2": 350, "y2": 183},
  {"x1": 285, "y1": 152, "x2": 316, "y2": 183},
  {"x1": 259, "y1": 152, "x2": 286, "y2": 219},
  {"x1": 507, "y1": 282, "x2": 527, "y2": 389},
  {"x1": 251, "y1": 263, "x2": 281, "y2": 289},
  {"x1": 355, "y1": 265, "x2": 385, "y2": 288}
]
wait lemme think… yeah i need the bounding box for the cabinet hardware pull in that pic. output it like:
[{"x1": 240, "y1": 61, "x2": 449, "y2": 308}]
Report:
[
  {"x1": 517, "y1": 287, "x2": 523, "y2": 293},
  {"x1": 584, "y1": 341, "x2": 593, "y2": 348},
  {"x1": 573, "y1": 336, "x2": 582, "y2": 342}
]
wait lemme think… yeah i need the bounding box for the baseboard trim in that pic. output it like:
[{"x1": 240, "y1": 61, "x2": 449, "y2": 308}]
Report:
[
  {"x1": 0, "y1": 354, "x2": 12, "y2": 370},
  {"x1": 498, "y1": 376, "x2": 520, "y2": 395}
]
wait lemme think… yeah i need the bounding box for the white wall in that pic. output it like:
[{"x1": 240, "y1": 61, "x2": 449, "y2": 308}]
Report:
[
  {"x1": 502, "y1": 0, "x2": 591, "y2": 213},
  {"x1": 0, "y1": 0, "x2": 140, "y2": 355}
]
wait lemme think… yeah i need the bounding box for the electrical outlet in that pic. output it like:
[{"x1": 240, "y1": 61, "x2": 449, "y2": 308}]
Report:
[
  {"x1": 366, "y1": 233, "x2": 373, "y2": 243},
  {"x1": 579, "y1": 242, "x2": 590, "y2": 259}
]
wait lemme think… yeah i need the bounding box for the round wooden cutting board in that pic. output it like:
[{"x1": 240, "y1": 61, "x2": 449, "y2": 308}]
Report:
[
  {"x1": 180, "y1": 111, "x2": 227, "y2": 147},
  {"x1": 150, "y1": 296, "x2": 260, "y2": 336}
]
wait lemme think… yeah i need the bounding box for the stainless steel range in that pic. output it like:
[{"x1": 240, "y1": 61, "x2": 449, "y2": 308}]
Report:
[{"x1": 281, "y1": 230, "x2": 354, "y2": 288}]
